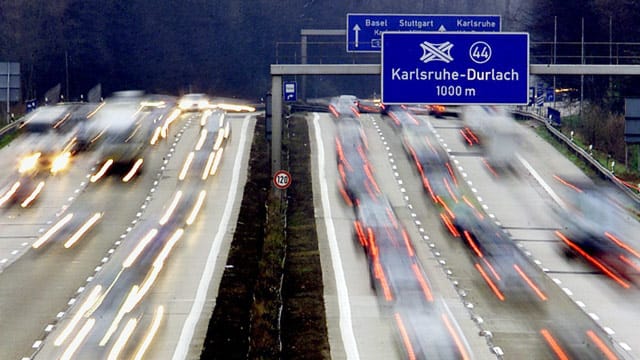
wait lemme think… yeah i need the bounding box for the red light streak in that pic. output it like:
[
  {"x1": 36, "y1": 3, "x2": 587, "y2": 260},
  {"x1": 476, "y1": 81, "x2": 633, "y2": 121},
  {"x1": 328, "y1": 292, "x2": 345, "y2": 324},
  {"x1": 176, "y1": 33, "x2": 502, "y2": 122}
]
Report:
[
  {"x1": 605, "y1": 232, "x2": 640, "y2": 259},
  {"x1": 440, "y1": 213, "x2": 460, "y2": 237},
  {"x1": 619, "y1": 254, "x2": 640, "y2": 272},
  {"x1": 463, "y1": 231, "x2": 484, "y2": 258},
  {"x1": 442, "y1": 314, "x2": 471, "y2": 360},
  {"x1": 481, "y1": 257, "x2": 501, "y2": 281},
  {"x1": 475, "y1": 263, "x2": 505, "y2": 301},
  {"x1": 540, "y1": 328, "x2": 570, "y2": 360},
  {"x1": 586, "y1": 330, "x2": 618, "y2": 360},
  {"x1": 394, "y1": 313, "x2": 416, "y2": 360},
  {"x1": 513, "y1": 264, "x2": 548, "y2": 301},
  {"x1": 411, "y1": 263, "x2": 433, "y2": 302},
  {"x1": 553, "y1": 175, "x2": 583, "y2": 193},
  {"x1": 482, "y1": 158, "x2": 499, "y2": 178},
  {"x1": 373, "y1": 260, "x2": 393, "y2": 301}
]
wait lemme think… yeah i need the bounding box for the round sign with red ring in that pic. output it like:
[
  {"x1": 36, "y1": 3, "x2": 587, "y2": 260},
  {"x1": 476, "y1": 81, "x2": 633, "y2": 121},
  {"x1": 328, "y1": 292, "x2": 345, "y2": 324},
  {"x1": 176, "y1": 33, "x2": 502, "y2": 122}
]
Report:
[{"x1": 273, "y1": 169, "x2": 292, "y2": 189}]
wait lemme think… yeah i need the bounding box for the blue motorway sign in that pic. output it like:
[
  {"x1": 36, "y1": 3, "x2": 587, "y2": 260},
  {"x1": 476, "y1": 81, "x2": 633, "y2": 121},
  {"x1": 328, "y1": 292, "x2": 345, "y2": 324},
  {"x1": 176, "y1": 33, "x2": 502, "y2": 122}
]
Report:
[
  {"x1": 381, "y1": 32, "x2": 529, "y2": 105},
  {"x1": 283, "y1": 80, "x2": 297, "y2": 102},
  {"x1": 347, "y1": 14, "x2": 501, "y2": 52}
]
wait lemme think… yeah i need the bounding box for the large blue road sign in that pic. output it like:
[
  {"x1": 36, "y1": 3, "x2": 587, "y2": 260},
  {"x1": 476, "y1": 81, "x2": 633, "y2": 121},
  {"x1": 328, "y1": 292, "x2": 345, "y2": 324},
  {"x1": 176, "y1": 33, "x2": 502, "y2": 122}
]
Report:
[
  {"x1": 381, "y1": 32, "x2": 529, "y2": 105},
  {"x1": 347, "y1": 14, "x2": 501, "y2": 52}
]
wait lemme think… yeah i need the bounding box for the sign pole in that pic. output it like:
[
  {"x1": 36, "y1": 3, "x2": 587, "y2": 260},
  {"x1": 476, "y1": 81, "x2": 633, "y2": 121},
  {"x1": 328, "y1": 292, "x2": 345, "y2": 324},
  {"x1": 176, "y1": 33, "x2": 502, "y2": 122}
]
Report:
[
  {"x1": 271, "y1": 75, "x2": 282, "y2": 176},
  {"x1": 6, "y1": 62, "x2": 10, "y2": 123}
]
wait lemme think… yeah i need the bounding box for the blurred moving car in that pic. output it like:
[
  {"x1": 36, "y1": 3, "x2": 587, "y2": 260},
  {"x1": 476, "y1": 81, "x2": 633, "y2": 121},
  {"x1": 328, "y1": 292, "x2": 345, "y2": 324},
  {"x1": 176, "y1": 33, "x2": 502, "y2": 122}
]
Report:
[
  {"x1": 178, "y1": 93, "x2": 210, "y2": 112},
  {"x1": 555, "y1": 181, "x2": 640, "y2": 289},
  {"x1": 356, "y1": 98, "x2": 383, "y2": 113},
  {"x1": 16, "y1": 104, "x2": 81, "y2": 174},
  {"x1": 335, "y1": 118, "x2": 378, "y2": 204},
  {"x1": 442, "y1": 199, "x2": 548, "y2": 302},
  {"x1": 401, "y1": 124, "x2": 458, "y2": 204},
  {"x1": 328, "y1": 95, "x2": 360, "y2": 119},
  {"x1": 460, "y1": 105, "x2": 520, "y2": 170}
]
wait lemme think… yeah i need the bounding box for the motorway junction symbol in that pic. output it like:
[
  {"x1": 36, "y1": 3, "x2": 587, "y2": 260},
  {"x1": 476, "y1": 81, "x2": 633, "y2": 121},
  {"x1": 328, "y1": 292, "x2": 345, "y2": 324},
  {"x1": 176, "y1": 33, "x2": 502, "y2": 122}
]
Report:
[
  {"x1": 381, "y1": 32, "x2": 529, "y2": 105},
  {"x1": 420, "y1": 41, "x2": 454, "y2": 64},
  {"x1": 347, "y1": 13, "x2": 501, "y2": 52}
]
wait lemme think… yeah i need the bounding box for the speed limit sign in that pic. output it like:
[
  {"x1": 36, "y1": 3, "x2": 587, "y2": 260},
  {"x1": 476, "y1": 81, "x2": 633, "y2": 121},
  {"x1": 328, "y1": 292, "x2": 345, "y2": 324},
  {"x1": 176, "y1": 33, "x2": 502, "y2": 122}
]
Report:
[{"x1": 273, "y1": 169, "x2": 292, "y2": 190}]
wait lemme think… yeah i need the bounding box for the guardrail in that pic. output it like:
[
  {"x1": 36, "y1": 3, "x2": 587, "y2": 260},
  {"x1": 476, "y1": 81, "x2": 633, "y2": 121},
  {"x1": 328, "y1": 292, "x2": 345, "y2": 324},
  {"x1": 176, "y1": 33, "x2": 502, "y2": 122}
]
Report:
[
  {"x1": 0, "y1": 120, "x2": 20, "y2": 140},
  {"x1": 512, "y1": 107, "x2": 640, "y2": 205},
  {"x1": 289, "y1": 102, "x2": 327, "y2": 113}
]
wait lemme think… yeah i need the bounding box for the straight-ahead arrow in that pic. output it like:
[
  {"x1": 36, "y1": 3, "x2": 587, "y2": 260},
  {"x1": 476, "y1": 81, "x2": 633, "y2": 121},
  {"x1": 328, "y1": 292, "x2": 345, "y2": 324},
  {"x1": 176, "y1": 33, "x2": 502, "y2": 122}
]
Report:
[{"x1": 353, "y1": 24, "x2": 361, "y2": 48}]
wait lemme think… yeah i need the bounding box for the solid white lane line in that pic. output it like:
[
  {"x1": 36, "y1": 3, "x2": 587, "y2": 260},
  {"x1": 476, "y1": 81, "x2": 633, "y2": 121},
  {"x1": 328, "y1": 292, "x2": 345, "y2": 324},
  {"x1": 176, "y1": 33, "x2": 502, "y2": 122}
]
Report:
[{"x1": 313, "y1": 113, "x2": 360, "y2": 360}]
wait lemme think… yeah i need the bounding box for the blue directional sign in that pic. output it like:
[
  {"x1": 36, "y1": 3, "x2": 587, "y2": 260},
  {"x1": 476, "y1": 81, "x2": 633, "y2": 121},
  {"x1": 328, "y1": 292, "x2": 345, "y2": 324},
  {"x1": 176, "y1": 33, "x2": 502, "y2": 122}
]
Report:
[
  {"x1": 546, "y1": 87, "x2": 555, "y2": 102},
  {"x1": 347, "y1": 14, "x2": 501, "y2": 52},
  {"x1": 381, "y1": 32, "x2": 529, "y2": 105},
  {"x1": 283, "y1": 81, "x2": 297, "y2": 102}
]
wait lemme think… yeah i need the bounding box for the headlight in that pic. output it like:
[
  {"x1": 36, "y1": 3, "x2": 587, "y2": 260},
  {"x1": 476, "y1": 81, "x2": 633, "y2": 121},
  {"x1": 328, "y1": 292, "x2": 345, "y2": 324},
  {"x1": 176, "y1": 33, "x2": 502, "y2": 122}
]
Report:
[
  {"x1": 19, "y1": 152, "x2": 41, "y2": 173},
  {"x1": 51, "y1": 152, "x2": 71, "y2": 174}
]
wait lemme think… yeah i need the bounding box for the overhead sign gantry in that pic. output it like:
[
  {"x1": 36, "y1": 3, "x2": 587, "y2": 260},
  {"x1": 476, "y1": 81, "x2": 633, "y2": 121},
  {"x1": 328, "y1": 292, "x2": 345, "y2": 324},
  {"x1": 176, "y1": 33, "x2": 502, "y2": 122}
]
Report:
[{"x1": 347, "y1": 13, "x2": 501, "y2": 52}]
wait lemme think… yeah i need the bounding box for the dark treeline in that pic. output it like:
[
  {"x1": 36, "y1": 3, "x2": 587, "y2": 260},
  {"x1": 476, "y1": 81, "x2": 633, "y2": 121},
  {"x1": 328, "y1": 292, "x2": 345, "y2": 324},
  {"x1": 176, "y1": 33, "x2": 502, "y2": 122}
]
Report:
[
  {"x1": 528, "y1": 0, "x2": 640, "y2": 111},
  {"x1": 5, "y1": 0, "x2": 640, "y2": 107},
  {"x1": 0, "y1": 0, "x2": 530, "y2": 102}
]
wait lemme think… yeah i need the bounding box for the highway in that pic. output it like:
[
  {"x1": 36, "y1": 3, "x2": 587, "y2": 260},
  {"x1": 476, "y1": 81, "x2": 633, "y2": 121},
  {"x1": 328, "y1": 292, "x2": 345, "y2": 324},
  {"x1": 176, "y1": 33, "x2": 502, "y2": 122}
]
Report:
[
  {"x1": 1, "y1": 98, "x2": 639, "y2": 360},
  {"x1": 311, "y1": 106, "x2": 639, "y2": 359},
  {"x1": 0, "y1": 106, "x2": 256, "y2": 359}
]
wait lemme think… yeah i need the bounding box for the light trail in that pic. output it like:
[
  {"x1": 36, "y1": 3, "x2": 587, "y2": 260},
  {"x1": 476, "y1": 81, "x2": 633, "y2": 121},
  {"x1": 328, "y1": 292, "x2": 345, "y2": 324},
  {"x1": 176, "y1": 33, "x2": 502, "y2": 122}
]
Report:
[
  {"x1": 178, "y1": 152, "x2": 195, "y2": 181},
  {"x1": 60, "y1": 318, "x2": 95, "y2": 360},
  {"x1": 186, "y1": 190, "x2": 207, "y2": 225},
  {"x1": 209, "y1": 148, "x2": 224, "y2": 176},
  {"x1": 586, "y1": 330, "x2": 619, "y2": 360},
  {"x1": 202, "y1": 151, "x2": 215, "y2": 180},
  {"x1": 513, "y1": 264, "x2": 548, "y2": 301},
  {"x1": 393, "y1": 313, "x2": 416, "y2": 360},
  {"x1": 133, "y1": 306, "x2": 165, "y2": 360},
  {"x1": 33, "y1": 213, "x2": 74, "y2": 249},
  {"x1": 122, "y1": 158, "x2": 144, "y2": 182},
  {"x1": 64, "y1": 212, "x2": 103, "y2": 248},
  {"x1": 123, "y1": 228, "x2": 159, "y2": 268},
  {"x1": 442, "y1": 313, "x2": 471, "y2": 360},
  {"x1": 540, "y1": 328, "x2": 569, "y2": 360},
  {"x1": 91, "y1": 159, "x2": 114, "y2": 183},
  {"x1": 195, "y1": 128, "x2": 208, "y2": 151},
  {"x1": 475, "y1": 263, "x2": 505, "y2": 301},
  {"x1": 20, "y1": 181, "x2": 45, "y2": 208},
  {"x1": 212, "y1": 130, "x2": 224, "y2": 151},
  {"x1": 159, "y1": 191, "x2": 183, "y2": 225},
  {"x1": 55, "y1": 285, "x2": 103, "y2": 346},
  {"x1": 0, "y1": 181, "x2": 20, "y2": 206},
  {"x1": 107, "y1": 318, "x2": 137, "y2": 360}
]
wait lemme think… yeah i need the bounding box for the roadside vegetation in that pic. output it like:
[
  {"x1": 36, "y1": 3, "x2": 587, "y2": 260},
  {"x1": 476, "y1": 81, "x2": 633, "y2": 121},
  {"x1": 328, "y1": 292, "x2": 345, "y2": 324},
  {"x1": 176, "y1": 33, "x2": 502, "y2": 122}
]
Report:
[
  {"x1": 565, "y1": 105, "x2": 639, "y2": 183},
  {"x1": 0, "y1": 132, "x2": 16, "y2": 149},
  {"x1": 532, "y1": 103, "x2": 640, "y2": 194}
]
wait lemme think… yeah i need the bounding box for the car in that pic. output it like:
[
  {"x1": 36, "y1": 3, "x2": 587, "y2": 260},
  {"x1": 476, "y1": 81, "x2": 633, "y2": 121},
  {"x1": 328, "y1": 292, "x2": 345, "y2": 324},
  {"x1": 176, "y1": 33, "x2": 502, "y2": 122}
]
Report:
[
  {"x1": 178, "y1": 93, "x2": 210, "y2": 112},
  {"x1": 328, "y1": 95, "x2": 360, "y2": 119},
  {"x1": 442, "y1": 199, "x2": 548, "y2": 302},
  {"x1": 555, "y1": 184, "x2": 640, "y2": 288},
  {"x1": 401, "y1": 124, "x2": 459, "y2": 203}
]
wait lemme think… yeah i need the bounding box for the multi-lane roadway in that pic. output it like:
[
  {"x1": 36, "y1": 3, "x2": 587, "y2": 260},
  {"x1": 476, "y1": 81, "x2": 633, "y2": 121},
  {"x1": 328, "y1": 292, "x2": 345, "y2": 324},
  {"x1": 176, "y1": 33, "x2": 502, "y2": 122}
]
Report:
[
  {"x1": 1, "y1": 96, "x2": 640, "y2": 360},
  {"x1": 0, "y1": 103, "x2": 256, "y2": 359},
  {"x1": 311, "y1": 105, "x2": 640, "y2": 359}
]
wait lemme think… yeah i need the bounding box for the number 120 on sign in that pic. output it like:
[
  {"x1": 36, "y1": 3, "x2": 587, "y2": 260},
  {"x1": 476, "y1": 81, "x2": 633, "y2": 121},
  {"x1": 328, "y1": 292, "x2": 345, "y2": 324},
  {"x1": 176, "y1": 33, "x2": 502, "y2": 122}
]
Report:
[{"x1": 273, "y1": 170, "x2": 292, "y2": 189}]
